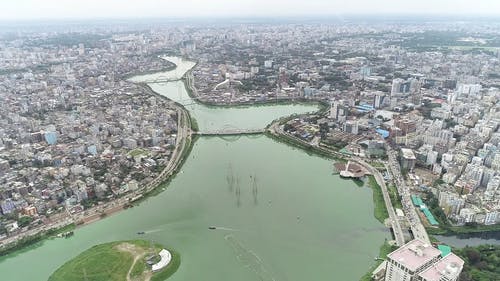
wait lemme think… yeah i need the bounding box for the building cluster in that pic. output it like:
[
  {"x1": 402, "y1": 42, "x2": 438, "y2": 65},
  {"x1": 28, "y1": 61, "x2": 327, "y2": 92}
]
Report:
[
  {"x1": 0, "y1": 19, "x2": 498, "y2": 254},
  {"x1": 0, "y1": 27, "x2": 186, "y2": 238},
  {"x1": 180, "y1": 22, "x2": 500, "y2": 227}
]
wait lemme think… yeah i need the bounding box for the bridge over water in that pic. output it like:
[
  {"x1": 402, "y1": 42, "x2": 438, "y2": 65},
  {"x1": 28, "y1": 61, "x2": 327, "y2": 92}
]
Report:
[
  {"x1": 196, "y1": 128, "x2": 265, "y2": 136},
  {"x1": 142, "y1": 77, "x2": 180, "y2": 84}
]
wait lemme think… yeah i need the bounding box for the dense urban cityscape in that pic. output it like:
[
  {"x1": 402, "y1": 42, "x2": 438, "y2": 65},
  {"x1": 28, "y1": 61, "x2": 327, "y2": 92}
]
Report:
[{"x1": 0, "y1": 8, "x2": 499, "y2": 281}]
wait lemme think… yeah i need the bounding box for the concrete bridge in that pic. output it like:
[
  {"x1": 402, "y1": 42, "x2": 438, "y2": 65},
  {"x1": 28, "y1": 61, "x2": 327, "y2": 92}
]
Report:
[
  {"x1": 141, "y1": 75, "x2": 181, "y2": 84},
  {"x1": 196, "y1": 128, "x2": 265, "y2": 136}
]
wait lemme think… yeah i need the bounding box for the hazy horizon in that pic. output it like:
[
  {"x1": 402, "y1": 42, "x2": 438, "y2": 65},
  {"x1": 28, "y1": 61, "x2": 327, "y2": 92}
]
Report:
[{"x1": 2, "y1": 0, "x2": 500, "y2": 21}]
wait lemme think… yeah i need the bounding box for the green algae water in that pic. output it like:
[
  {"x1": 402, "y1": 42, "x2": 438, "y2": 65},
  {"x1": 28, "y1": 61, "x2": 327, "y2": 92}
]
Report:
[{"x1": 0, "y1": 57, "x2": 388, "y2": 281}]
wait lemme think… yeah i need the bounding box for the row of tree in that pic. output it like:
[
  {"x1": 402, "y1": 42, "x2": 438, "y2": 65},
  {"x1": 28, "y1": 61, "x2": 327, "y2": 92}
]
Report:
[{"x1": 457, "y1": 245, "x2": 500, "y2": 281}]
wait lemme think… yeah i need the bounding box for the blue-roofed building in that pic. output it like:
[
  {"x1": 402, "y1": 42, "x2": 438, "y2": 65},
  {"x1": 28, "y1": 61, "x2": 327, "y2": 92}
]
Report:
[
  {"x1": 359, "y1": 104, "x2": 374, "y2": 110},
  {"x1": 376, "y1": 128, "x2": 390, "y2": 139},
  {"x1": 44, "y1": 131, "x2": 57, "y2": 145},
  {"x1": 87, "y1": 145, "x2": 98, "y2": 156},
  {"x1": 0, "y1": 199, "x2": 16, "y2": 215},
  {"x1": 354, "y1": 104, "x2": 375, "y2": 113}
]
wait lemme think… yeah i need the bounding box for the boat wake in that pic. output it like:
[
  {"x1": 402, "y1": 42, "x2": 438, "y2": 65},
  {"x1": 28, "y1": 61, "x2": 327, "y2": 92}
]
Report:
[
  {"x1": 213, "y1": 227, "x2": 241, "y2": 232},
  {"x1": 143, "y1": 229, "x2": 163, "y2": 234},
  {"x1": 224, "y1": 234, "x2": 277, "y2": 281}
]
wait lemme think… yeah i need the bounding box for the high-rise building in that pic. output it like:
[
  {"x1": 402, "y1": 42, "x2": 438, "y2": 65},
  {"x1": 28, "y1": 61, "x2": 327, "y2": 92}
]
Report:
[
  {"x1": 400, "y1": 148, "x2": 417, "y2": 171},
  {"x1": 343, "y1": 120, "x2": 359, "y2": 135},
  {"x1": 374, "y1": 92, "x2": 385, "y2": 109},
  {"x1": 329, "y1": 100, "x2": 347, "y2": 122},
  {"x1": 385, "y1": 239, "x2": 441, "y2": 281},
  {"x1": 415, "y1": 252, "x2": 464, "y2": 281},
  {"x1": 384, "y1": 239, "x2": 463, "y2": 281},
  {"x1": 391, "y1": 78, "x2": 411, "y2": 97}
]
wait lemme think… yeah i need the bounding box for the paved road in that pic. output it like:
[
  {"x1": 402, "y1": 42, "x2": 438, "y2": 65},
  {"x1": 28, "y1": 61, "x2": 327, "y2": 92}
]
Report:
[
  {"x1": 386, "y1": 149, "x2": 430, "y2": 243},
  {"x1": 356, "y1": 159, "x2": 406, "y2": 246}
]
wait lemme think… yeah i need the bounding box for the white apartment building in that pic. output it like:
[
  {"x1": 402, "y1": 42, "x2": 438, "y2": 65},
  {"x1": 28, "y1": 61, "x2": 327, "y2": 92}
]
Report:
[
  {"x1": 385, "y1": 240, "x2": 441, "y2": 281},
  {"x1": 385, "y1": 239, "x2": 464, "y2": 281},
  {"x1": 415, "y1": 252, "x2": 464, "y2": 281}
]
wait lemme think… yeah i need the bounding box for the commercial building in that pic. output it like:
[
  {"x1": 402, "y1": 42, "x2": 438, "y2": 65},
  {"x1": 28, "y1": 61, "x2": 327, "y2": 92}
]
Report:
[
  {"x1": 415, "y1": 252, "x2": 464, "y2": 281},
  {"x1": 401, "y1": 148, "x2": 417, "y2": 171},
  {"x1": 343, "y1": 120, "x2": 359, "y2": 135},
  {"x1": 374, "y1": 92, "x2": 385, "y2": 109},
  {"x1": 385, "y1": 239, "x2": 441, "y2": 281},
  {"x1": 384, "y1": 239, "x2": 464, "y2": 281},
  {"x1": 330, "y1": 100, "x2": 348, "y2": 122}
]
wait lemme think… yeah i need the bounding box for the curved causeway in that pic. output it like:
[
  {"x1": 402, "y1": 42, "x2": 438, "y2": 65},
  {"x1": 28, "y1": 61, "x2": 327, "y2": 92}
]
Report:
[{"x1": 0, "y1": 57, "x2": 389, "y2": 281}]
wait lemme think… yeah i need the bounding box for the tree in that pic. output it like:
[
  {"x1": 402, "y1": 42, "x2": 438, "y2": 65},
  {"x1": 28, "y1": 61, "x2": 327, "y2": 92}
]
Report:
[
  {"x1": 465, "y1": 247, "x2": 481, "y2": 265},
  {"x1": 17, "y1": 216, "x2": 33, "y2": 228},
  {"x1": 0, "y1": 224, "x2": 7, "y2": 234}
]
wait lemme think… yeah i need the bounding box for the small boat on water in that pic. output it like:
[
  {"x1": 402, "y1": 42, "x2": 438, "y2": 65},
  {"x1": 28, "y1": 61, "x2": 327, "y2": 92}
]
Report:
[
  {"x1": 208, "y1": 226, "x2": 217, "y2": 230},
  {"x1": 137, "y1": 231, "x2": 145, "y2": 235}
]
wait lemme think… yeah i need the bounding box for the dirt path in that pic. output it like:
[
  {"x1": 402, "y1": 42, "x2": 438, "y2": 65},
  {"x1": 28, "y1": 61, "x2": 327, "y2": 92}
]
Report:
[{"x1": 116, "y1": 243, "x2": 148, "y2": 281}]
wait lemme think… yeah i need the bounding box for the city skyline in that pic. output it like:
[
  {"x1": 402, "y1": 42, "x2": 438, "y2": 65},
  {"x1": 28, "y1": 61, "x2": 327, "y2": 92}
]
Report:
[
  {"x1": 0, "y1": 3, "x2": 499, "y2": 280},
  {"x1": 2, "y1": 0, "x2": 500, "y2": 21}
]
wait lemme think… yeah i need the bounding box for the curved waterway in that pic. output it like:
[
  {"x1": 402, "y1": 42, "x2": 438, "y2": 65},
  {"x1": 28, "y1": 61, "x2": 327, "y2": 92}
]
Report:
[
  {"x1": 0, "y1": 57, "x2": 388, "y2": 281},
  {"x1": 436, "y1": 231, "x2": 500, "y2": 248}
]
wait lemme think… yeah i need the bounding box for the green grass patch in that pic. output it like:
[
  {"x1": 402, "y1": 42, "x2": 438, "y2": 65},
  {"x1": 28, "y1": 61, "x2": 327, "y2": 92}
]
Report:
[
  {"x1": 130, "y1": 257, "x2": 147, "y2": 279},
  {"x1": 388, "y1": 184, "x2": 402, "y2": 210},
  {"x1": 48, "y1": 240, "x2": 179, "y2": 281},
  {"x1": 366, "y1": 176, "x2": 389, "y2": 224},
  {"x1": 129, "y1": 148, "x2": 149, "y2": 157},
  {"x1": 49, "y1": 242, "x2": 133, "y2": 281}
]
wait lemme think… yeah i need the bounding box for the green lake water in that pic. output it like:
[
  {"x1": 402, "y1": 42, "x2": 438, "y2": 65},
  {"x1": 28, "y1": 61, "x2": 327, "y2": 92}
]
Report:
[{"x1": 0, "y1": 57, "x2": 388, "y2": 281}]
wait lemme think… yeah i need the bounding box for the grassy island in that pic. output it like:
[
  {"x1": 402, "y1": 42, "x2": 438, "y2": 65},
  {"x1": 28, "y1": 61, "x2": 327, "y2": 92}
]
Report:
[{"x1": 48, "y1": 240, "x2": 180, "y2": 281}]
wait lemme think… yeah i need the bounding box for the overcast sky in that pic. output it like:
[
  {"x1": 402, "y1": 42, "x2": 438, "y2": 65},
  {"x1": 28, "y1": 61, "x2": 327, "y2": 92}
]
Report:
[{"x1": 2, "y1": 0, "x2": 500, "y2": 21}]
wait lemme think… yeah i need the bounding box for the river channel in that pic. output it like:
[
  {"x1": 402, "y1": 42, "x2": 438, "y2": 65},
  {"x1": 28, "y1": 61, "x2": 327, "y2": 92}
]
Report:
[{"x1": 0, "y1": 57, "x2": 389, "y2": 281}]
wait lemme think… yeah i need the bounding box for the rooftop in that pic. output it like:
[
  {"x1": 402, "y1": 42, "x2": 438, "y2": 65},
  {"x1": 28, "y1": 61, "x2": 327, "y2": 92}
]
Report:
[
  {"x1": 437, "y1": 245, "x2": 451, "y2": 258},
  {"x1": 376, "y1": 128, "x2": 390, "y2": 139},
  {"x1": 417, "y1": 253, "x2": 464, "y2": 281},
  {"x1": 401, "y1": 148, "x2": 416, "y2": 160},
  {"x1": 336, "y1": 161, "x2": 370, "y2": 178},
  {"x1": 388, "y1": 239, "x2": 441, "y2": 272}
]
